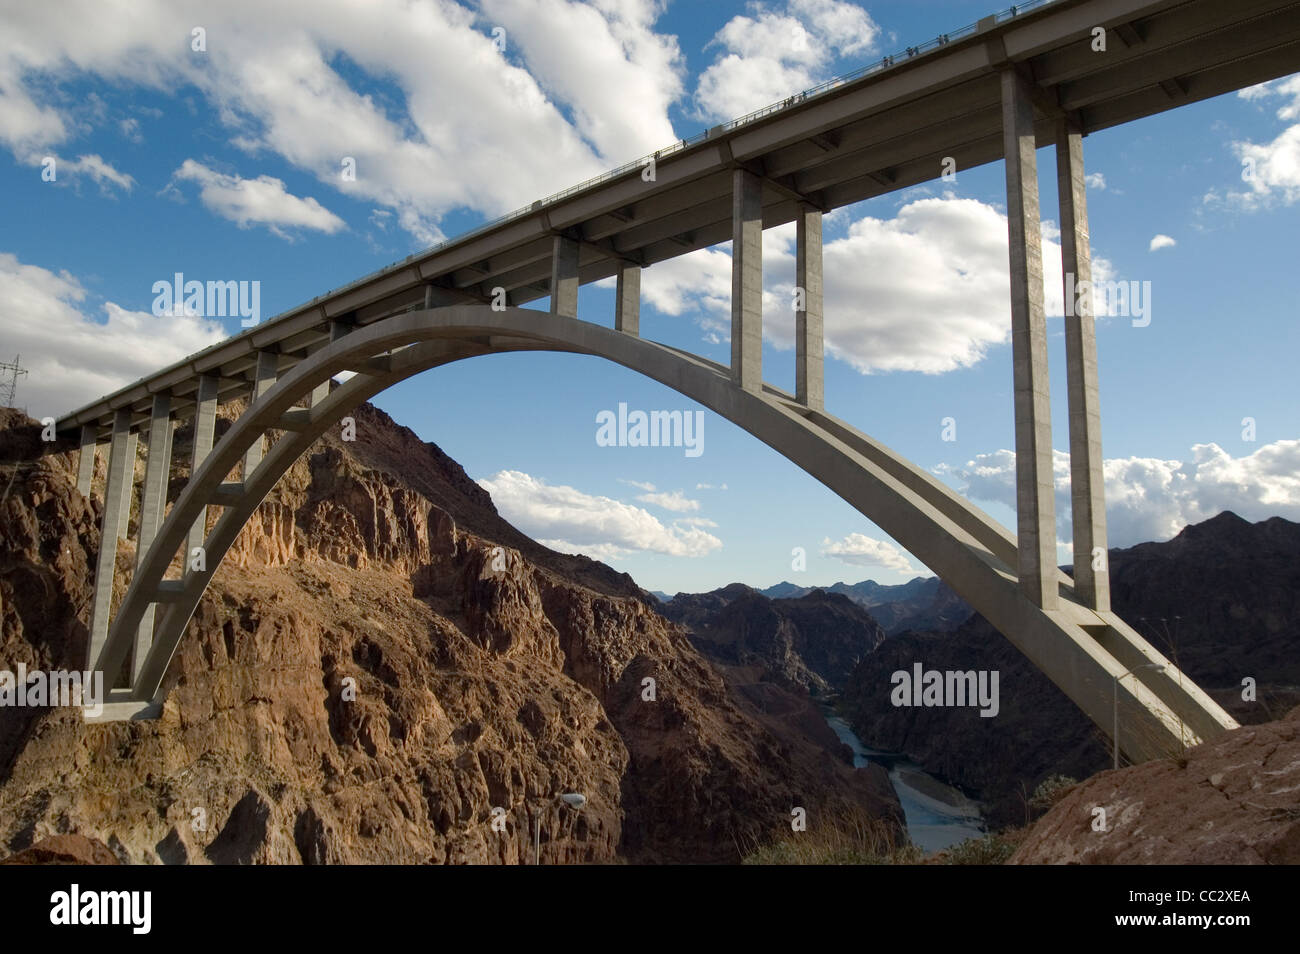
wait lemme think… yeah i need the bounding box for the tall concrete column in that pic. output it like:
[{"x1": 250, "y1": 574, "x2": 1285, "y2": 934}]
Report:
[
  {"x1": 796, "y1": 205, "x2": 824, "y2": 410},
  {"x1": 731, "y1": 168, "x2": 763, "y2": 392},
  {"x1": 117, "y1": 432, "x2": 138, "y2": 541},
  {"x1": 1001, "y1": 68, "x2": 1058, "y2": 610},
  {"x1": 133, "y1": 394, "x2": 173, "y2": 679},
  {"x1": 550, "y1": 235, "x2": 579, "y2": 318},
  {"x1": 187, "y1": 375, "x2": 218, "y2": 560},
  {"x1": 1057, "y1": 121, "x2": 1110, "y2": 611},
  {"x1": 242, "y1": 351, "x2": 277, "y2": 479},
  {"x1": 77, "y1": 424, "x2": 97, "y2": 496},
  {"x1": 89, "y1": 408, "x2": 133, "y2": 671},
  {"x1": 310, "y1": 321, "x2": 350, "y2": 407},
  {"x1": 615, "y1": 264, "x2": 640, "y2": 336}
]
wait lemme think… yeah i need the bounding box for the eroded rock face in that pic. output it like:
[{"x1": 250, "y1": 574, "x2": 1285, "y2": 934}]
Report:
[
  {"x1": 0, "y1": 405, "x2": 899, "y2": 864},
  {"x1": 1011, "y1": 705, "x2": 1300, "y2": 864}
]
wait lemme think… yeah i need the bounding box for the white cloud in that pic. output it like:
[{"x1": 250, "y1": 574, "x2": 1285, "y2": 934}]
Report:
[
  {"x1": 618, "y1": 477, "x2": 657, "y2": 491},
  {"x1": 478, "y1": 0, "x2": 683, "y2": 164},
  {"x1": 1207, "y1": 74, "x2": 1300, "y2": 209},
  {"x1": 820, "y1": 532, "x2": 915, "y2": 572},
  {"x1": 694, "y1": 0, "x2": 879, "y2": 120},
  {"x1": 477, "y1": 469, "x2": 722, "y2": 558},
  {"x1": 636, "y1": 489, "x2": 700, "y2": 512},
  {"x1": 169, "y1": 159, "x2": 345, "y2": 237},
  {"x1": 695, "y1": 482, "x2": 728, "y2": 490},
  {"x1": 0, "y1": 0, "x2": 684, "y2": 244},
  {"x1": 1085, "y1": 172, "x2": 1106, "y2": 190},
  {"x1": 1148, "y1": 233, "x2": 1176, "y2": 252},
  {"x1": 51, "y1": 153, "x2": 135, "y2": 193},
  {"x1": 0, "y1": 253, "x2": 227, "y2": 417},
  {"x1": 937, "y1": 441, "x2": 1300, "y2": 548}
]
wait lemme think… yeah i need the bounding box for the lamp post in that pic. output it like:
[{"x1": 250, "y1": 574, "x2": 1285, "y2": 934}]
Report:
[
  {"x1": 534, "y1": 792, "x2": 586, "y2": 865},
  {"x1": 1113, "y1": 663, "x2": 1165, "y2": 770}
]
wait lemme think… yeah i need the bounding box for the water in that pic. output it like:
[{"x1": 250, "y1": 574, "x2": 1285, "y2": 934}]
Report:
[{"x1": 823, "y1": 710, "x2": 986, "y2": 855}]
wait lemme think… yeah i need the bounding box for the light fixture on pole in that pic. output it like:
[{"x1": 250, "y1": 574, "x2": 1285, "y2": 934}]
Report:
[
  {"x1": 1113, "y1": 663, "x2": 1165, "y2": 770},
  {"x1": 535, "y1": 792, "x2": 586, "y2": 865}
]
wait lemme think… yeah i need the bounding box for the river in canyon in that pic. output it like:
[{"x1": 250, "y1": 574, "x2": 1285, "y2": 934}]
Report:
[{"x1": 822, "y1": 710, "x2": 986, "y2": 855}]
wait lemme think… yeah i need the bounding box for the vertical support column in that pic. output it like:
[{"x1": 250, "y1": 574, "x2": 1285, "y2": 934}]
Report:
[
  {"x1": 1057, "y1": 121, "x2": 1110, "y2": 611},
  {"x1": 550, "y1": 235, "x2": 579, "y2": 318},
  {"x1": 187, "y1": 374, "x2": 218, "y2": 562},
  {"x1": 89, "y1": 409, "x2": 132, "y2": 671},
  {"x1": 133, "y1": 394, "x2": 173, "y2": 680},
  {"x1": 77, "y1": 424, "x2": 97, "y2": 496},
  {"x1": 795, "y1": 205, "x2": 824, "y2": 410},
  {"x1": 731, "y1": 168, "x2": 763, "y2": 392},
  {"x1": 242, "y1": 351, "x2": 277, "y2": 479},
  {"x1": 615, "y1": 264, "x2": 641, "y2": 336},
  {"x1": 309, "y1": 322, "x2": 350, "y2": 408},
  {"x1": 1001, "y1": 68, "x2": 1057, "y2": 610},
  {"x1": 116, "y1": 431, "x2": 138, "y2": 540}
]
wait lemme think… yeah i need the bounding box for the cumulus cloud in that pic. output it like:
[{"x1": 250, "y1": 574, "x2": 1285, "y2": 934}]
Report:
[
  {"x1": 821, "y1": 532, "x2": 916, "y2": 572},
  {"x1": 168, "y1": 160, "x2": 345, "y2": 237},
  {"x1": 477, "y1": 469, "x2": 722, "y2": 558},
  {"x1": 694, "y1": 0, "x2": 880, "y2": 120},
  {"x1": 1205, "y1": 74, "x2": 1300, "y2": 209},
  {"x1": 645, "y1": 196, "x2": 1117, "y2": 375},
  {"x1": 48, "y1": 153, "x2": 135, "y2": 193},
  {"x1": 1148, "y1": 233, "x2": 1176, "y2": 252},
  {"x1": 936, "y1": 441, "x2": 1300, "y2": 548},
  {"x1": 0, "y1": 0, "x2": 684, "y2": 244},
  {"x1": 636, "y1": 489, "x2": 701, "y2": 512},
  {"x1": 1085, "y1": 172, "x2": 1106, "y2": 190},
  {"x1": 0, "y1": 253, "x2": 227, "y2": 417}
]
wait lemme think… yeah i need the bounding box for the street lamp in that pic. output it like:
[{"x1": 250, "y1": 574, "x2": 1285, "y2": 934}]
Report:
[
  {"x1": 1113, "y1": 663, "x2": 1165, "y2": 770},
  {"x1": 535, "y1": 792, "x2": 586, "y2": 865}
]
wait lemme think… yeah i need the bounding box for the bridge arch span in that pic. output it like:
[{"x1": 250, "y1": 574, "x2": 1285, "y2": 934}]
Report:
[{"x1": 97, "y1": 305, "x2": 1235, "y2": 758}]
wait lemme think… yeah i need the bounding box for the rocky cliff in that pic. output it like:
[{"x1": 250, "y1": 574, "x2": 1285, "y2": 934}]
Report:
[
  {"x1": 1011, "y1": 703, "x2": 1300, "y2": 864},
  {"x1": 661, "y1": 585, "x2": 886, "y2": 692},
  {"x1": 0, "y1": 405, "x2": 900, "y2": 864}
]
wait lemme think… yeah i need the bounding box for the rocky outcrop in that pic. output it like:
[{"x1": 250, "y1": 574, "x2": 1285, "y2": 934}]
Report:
[
  {"x1": 0, "y1": 406, "x2": 899, "y2": 864},
  {"x1": 662, "y1": 586, "x2": 886, "y2": 692},
  {"x1": 1011, "y1": 704, "x2": 1300, "y2": 864}
]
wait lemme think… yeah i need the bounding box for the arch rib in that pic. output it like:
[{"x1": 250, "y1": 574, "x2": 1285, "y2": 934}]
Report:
[{"x1": 95, "y1": 306, "x2": 1237, "y2": 760}]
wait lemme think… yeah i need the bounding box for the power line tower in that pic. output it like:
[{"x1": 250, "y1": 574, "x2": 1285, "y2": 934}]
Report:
[{"x1": 0, "y1": 355, "x2": 28, "y2": 408}]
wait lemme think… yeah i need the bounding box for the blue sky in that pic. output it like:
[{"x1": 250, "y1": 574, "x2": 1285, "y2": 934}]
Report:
[{"x1": 1, "y1": 0, "x2": 1298, "y2": 595}]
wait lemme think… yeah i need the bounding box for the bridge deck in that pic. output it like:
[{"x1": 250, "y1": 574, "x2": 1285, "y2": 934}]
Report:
[{"x1": 57, "y1": 0, "x2": 1300, "y2": 436}]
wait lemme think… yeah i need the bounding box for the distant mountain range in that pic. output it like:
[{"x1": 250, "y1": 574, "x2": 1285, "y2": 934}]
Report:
[{"x1": 657, "y1": 574, "x2": 971, "y2": 638}]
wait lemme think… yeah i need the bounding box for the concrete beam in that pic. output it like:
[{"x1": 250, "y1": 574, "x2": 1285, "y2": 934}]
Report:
[
  {"x1": 116, "y1": 432, "x2": 138, "y2": 541},
  {"x1": 615, "y1": 264, "x2": 640, "y2": 336},
  {"x1": 1057, "y1": 121, "x2": 1110, "y2": 611},
  {"x1": 1002, "y1": 67, "x2": 1058, "y2": 610},
  {"x1": 77, "y1": 424, "x2": 97, "y2": 496},
  {"x1": 186, "y1": 374, "x2": 218, "y2": 562},
  {"x1": 133, "y1": 394, "x2": 173, "y2": 681},
  {"x1": 310, "y1": 321, "x2": 350, "y2": 407},
  {"x1": 89, "y1": 409, "x2": 132, "y2": 673},
  {"x1": 795, "y1": 205, "x2": 824, "y2": 409},
  {"x1": 731, "y1": 168, "x2": 763, "y2": 392},
  {"x1": 550, "y1": 235, "x2": 579, "y2": 318},
  {"x1": 242, "y1": 351, "x2": 277, "y2": 479}
]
